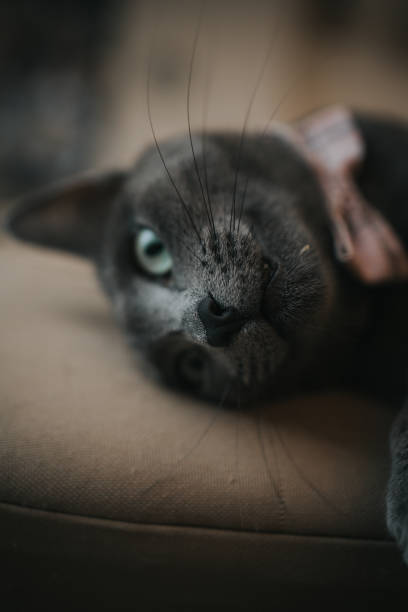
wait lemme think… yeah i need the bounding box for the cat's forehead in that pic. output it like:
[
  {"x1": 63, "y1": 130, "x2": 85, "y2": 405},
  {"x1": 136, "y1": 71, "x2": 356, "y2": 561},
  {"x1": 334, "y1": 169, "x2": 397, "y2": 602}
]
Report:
[
  {"x1": 125, "y1": 130, "x2": 310, "y2": 198},
  {"x1": 118, "y1": 130, "x2": 310, "y2": 236},
  {"x1": 126, "y1": 134, "x2": 214, "y2": 193},
  {"x1": 120, "y1": 134, "x2": 231, "y2": 225}
]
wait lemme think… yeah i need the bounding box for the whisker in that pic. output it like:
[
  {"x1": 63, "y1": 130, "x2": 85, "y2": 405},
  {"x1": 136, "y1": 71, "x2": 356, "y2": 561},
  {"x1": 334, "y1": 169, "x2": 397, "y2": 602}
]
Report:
[
  {"x1": 230, "y1": 11, "x2": 282, "y2": 235},
  {"x1": 201, "y1": 46, "x2": 214, "y2": 236},
  {"x1": 172, "y1": 228, "x2": 201, "y2": 263},
  {"x1": 255, "y1": 406, "x2": 287, "y2": 527},
  {"x1": 235, "y1": 387, "x2": 245, "y2": 529},
  {"x1": 135, "y1": 381, "x2": 232, "y2": 503},
  {"x1": 187, "y1": 2, "x2": 217, "y2": 242},
  {"x1": 273, "y1": 423, "x2": 349, "y2": 518},
  {"x1": 237, "y1": 73, "x2": 306, "y2": 232},
  {"x1": 180, "y1": 239, "x2": 207, "y2": 266},
  {"x1": 262, "y1": 75, "x2": 300, "y2": 139},
  {"x1": 146, "y1": 42, "x2": 205, "y2": 253}
]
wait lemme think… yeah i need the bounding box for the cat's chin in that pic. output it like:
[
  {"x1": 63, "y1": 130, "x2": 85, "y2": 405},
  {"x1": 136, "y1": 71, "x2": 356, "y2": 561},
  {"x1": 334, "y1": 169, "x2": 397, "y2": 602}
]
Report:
[
  {"x1": 164, "y1": 366, "x2": 282, "y2": 407},
  {"x1": 147, "y1": 319, "x2": 289, "y2": 405}
]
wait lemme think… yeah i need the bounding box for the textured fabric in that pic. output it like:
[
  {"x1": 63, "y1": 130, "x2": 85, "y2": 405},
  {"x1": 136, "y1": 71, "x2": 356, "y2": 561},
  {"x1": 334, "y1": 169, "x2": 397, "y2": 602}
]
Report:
[{"x1": 1, "y1": 234, "x2": 406, "y2": 604}]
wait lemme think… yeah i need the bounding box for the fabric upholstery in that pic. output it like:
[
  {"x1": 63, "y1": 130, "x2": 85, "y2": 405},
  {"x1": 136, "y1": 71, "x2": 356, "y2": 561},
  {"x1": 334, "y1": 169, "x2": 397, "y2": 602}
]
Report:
[{"x1": 1, "y1": 234, "x2": 407, "y2": 608}]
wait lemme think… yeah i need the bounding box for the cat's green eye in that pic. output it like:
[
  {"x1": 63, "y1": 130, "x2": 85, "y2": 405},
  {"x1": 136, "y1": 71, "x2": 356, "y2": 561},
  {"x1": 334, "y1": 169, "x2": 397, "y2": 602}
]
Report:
[{"x1": 134, "y1": 228, "x2": 173, "y2": 276}]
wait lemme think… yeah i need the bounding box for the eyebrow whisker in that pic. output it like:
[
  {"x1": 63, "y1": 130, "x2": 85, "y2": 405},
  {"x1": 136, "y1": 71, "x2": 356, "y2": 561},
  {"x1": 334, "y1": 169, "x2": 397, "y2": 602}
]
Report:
[
  {"x1": 187, "y1": 2, "x2": 217, "y2": 243},
  {"x1": 146, "y1": 41, "x2": 206, "y2": 253},
  {"x1": 237, "y1": 73, "x2": 301, "y2": 233},
  {"x1": 230, "y1": 10, "x2": 282, "y2": 235}
]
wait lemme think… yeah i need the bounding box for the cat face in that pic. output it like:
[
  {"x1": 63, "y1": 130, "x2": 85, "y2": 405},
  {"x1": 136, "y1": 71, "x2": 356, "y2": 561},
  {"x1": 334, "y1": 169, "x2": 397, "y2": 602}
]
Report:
[
  {"x1": 7, "y1": 129, "x2": 339, "y2": 403},
  {"x1": 96, "y1": 131, "x2": 336, "y2": 402}
]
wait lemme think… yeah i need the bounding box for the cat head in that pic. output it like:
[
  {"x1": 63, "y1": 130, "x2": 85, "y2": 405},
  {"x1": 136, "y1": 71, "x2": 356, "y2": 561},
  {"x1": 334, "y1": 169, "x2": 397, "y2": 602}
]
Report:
[{"x1": 6, "y1": 130, "x2": 341, "y2": 403}]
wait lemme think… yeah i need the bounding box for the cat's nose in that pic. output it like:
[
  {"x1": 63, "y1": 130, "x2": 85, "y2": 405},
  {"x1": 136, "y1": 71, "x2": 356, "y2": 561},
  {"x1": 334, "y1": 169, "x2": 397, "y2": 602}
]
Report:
[{"x1": 198, "y1": 294, "x2": 244, "y2": 347}]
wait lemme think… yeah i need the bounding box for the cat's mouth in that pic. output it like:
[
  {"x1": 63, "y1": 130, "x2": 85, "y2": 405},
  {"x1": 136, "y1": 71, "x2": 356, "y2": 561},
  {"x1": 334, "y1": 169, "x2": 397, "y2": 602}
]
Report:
[
  {"x1": 150, "y1": 319, "x2": 289, "y2": 404},
  {"x1": 173, "y1": 346, "x2": 282, "y2": 404}
]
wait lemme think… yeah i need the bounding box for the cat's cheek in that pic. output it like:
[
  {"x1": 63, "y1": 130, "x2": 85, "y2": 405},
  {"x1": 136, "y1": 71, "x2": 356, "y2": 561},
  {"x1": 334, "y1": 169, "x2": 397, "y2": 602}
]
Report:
[
  {"x1": 113, "y1": 292, "x2": 126, "y2": 322},
  {"x1": 181, "y1": 298, "x2": 208, "y2": 345},
  {"x1": 114, "y1": 283, "x2": 191, "y2": 347}
]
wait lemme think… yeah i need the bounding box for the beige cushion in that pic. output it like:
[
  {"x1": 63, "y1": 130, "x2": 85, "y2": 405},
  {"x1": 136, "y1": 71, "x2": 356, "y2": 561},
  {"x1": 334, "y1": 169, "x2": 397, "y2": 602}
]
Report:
[{"x1": 1, "y1": 233, "x2": 407, "y2": 607}]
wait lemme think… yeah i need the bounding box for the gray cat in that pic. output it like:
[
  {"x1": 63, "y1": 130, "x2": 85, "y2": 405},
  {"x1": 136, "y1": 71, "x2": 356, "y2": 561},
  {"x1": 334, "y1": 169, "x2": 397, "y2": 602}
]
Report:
[{"x1": 5, "y1": 107, "x2": 408, "y2": 566}]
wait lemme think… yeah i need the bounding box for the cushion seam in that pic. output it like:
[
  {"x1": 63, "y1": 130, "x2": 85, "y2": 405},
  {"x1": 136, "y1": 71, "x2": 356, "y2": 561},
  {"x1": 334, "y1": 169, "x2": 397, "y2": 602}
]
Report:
[{"x1": 0, "y1": 499, "x2": 393, "y2": 544}]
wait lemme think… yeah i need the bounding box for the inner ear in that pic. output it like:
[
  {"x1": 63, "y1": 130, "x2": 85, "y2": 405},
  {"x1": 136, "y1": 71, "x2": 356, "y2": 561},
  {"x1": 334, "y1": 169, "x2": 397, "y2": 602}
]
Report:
[{"x1": 5, "y1": 171, "x2": 126, "y2": 258}]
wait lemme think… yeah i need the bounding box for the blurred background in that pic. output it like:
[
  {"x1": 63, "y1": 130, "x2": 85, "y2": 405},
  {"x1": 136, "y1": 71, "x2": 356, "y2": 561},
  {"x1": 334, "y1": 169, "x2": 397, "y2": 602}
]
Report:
[{"x1": 0, "y1": 0, "x2": 407, "y2": 205}]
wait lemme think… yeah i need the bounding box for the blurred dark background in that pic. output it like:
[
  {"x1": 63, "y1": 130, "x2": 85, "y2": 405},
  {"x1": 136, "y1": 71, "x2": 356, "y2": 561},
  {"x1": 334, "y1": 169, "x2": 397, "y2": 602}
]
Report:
[
  {"x1": 0, "y1": 0, "x2": 119, "y2": 199},
  {"x1": 0, "y1": 0, "x2": 407, "y2": 204}
]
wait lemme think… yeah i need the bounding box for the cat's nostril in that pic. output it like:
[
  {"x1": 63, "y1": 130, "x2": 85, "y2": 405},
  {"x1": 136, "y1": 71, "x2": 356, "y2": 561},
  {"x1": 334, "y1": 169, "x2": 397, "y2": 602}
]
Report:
[
  {"x1": 198, "y1": 295, "x2": 244, "y2": 347},
  {"x1": 207, "y1": 293, "x2": 225, "y2": 317},
  {"x1": 200, "y1": 295, "x2": 237, "y2": 324}
]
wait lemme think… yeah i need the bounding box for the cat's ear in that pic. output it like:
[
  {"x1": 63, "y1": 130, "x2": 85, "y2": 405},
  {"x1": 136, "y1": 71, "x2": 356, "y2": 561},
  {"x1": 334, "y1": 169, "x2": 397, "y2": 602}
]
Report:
[{"x1": 5, "y1": 171, "x2": 126, "y2": 258}]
